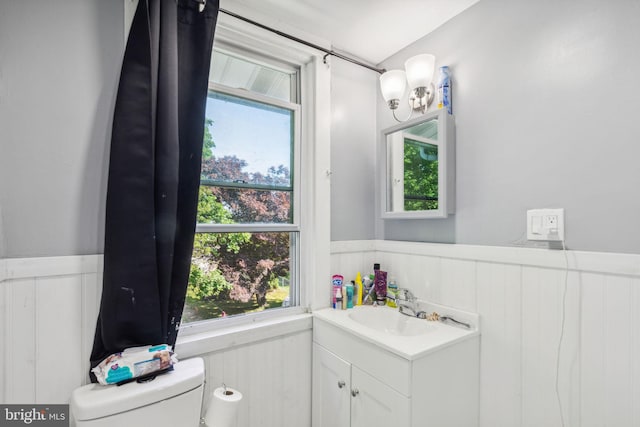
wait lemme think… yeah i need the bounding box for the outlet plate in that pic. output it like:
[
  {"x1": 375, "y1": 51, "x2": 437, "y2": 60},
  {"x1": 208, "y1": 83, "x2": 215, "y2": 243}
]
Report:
[{"x1": 527, "y1": 208, "x2": 565, "y2": 241}]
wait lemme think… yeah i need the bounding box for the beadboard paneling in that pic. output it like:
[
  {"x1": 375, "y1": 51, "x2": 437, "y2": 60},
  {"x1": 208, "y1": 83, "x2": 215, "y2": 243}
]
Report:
[
  {"x1": 580, "y1": 273, "x2": 640, "y2": 427},
  {"x1": 5, "y1": 278, "x2": 37, "y2": 403},
  {"x1": 580, "y1": 272, "x2": 605, "y2": 427},
  {"x1": 330, "y1": 250, "x2": 375, "y2": 282},
  {"x1": 476, "y1": 262, "x2": 522, "y2": 427},
  {"x1": 331, "y1": 240, "x2": 640, "y2": 427},
  {"x1": 1, "y1": 272, "x2": 100, "y2": 404},
  {"x1": 0, "y1": 274, "x2": 5, "y2": 403},
  {"x1": 520, "y1": 266, "x2": 563, "y2": 426},
  {"x1": 35, "y1": 275, "x2": 84, "y2": 403},
  {"x1": 201, "y1": 329, "x2": 312, "y2": 427},
  {"x1": 440, "y1": 257, "x2": 477, "y2": 312},
  {"x1": 81, "y1": 272, "x2": 102, "y2": 384},
  {"x1": 634, "y1": 281, "x2": 640, "y2": 427}
]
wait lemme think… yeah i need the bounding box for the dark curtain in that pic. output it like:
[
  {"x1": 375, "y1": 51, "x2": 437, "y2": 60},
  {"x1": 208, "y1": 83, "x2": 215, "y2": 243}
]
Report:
[{"x1": 90, "y1": 0, "x2": 219, "y2": 378}]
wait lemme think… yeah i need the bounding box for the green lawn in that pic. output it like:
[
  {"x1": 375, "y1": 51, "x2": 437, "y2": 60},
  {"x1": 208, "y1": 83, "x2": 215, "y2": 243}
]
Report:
[{"x1": 183, "y1": 286, "x2": 289, "y2": 322}]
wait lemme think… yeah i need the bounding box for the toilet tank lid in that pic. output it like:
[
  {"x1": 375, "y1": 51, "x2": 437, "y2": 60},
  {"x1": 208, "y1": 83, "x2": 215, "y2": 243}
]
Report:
[{"x1": 71, "y1": 357, "x2": 204, "y2": 421}]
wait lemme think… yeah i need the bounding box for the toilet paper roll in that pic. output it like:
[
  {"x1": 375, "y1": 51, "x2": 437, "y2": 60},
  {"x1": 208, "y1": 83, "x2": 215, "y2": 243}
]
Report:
[{"x1": 204, "y1": 386, "x2": 243, "y2": 427}]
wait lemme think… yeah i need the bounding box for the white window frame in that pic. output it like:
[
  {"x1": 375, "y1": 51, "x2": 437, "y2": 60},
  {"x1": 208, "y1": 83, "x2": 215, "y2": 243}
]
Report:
[{"x1": 177, "y1": 12, "x2": 331, "y2": 337}]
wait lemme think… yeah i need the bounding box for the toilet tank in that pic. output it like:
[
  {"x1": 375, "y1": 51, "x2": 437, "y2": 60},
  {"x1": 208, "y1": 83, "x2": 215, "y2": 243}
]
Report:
[{"x1": 70, "y1": 357, "x2": 204, "y2": 427}]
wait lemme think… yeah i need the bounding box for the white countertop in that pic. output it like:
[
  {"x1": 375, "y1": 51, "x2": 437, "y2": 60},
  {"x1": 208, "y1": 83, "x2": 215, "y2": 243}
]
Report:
[{"x1": 313, "y1": 304, "x2": 479, "y2": 360}]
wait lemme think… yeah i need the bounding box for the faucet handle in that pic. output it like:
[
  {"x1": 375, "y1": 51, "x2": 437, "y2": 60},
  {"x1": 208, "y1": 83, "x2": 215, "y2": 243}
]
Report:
[{"x1": 397, "y1": 288, "x2": 416, "y2": 301}]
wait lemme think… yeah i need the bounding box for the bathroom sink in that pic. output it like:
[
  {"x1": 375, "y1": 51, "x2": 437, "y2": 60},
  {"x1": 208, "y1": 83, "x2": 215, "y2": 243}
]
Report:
[
  {"x1": 348, "y1": 307, "x2": 435, "y2": 336},
  {"x1": 314, "y1": 304, "x2": 478, "y2": 360}
]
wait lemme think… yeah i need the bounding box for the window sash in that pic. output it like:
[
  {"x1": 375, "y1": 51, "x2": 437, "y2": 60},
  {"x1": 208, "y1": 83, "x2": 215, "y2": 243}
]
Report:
[
  {"x1": 200, "y1": 83, "x2": 301, "y2": 228},
  {"x1": 183, "y1": 67, "x2": 302, "y2": 326}
]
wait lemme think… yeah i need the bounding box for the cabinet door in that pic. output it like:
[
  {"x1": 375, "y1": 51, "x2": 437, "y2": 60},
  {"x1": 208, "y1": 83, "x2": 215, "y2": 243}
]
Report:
[
  {"x1": 350, "y1": 366, "x2": 410, "y2": 427},
  {"x1": 312, "y1": 343, "x2": 351, "y2": 427}
]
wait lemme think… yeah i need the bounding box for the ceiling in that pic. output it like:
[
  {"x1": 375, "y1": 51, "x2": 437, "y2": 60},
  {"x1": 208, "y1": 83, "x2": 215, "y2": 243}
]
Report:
[{"x1": 220, "y1": 0, "x2": 481, "y2": 65}]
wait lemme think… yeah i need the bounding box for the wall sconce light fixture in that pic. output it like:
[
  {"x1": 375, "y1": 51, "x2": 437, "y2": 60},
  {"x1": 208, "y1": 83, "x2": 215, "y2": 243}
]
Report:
[{"x1": 380, "y1": 54, "x2": 436, "y2": 122}]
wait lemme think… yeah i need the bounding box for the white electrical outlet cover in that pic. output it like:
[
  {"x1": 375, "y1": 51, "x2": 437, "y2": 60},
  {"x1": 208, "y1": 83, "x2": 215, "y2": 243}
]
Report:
[{"x1": 527, "y1": 208, "x2": 565, "y2": 241}]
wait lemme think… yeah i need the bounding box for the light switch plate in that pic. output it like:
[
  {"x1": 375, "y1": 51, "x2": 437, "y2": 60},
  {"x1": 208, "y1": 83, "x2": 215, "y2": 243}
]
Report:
[{"x1": 527, "y1": 208, "x2": 565, "y2": 241}]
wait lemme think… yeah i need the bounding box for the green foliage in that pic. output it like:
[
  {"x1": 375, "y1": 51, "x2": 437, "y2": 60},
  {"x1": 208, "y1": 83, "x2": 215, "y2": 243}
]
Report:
[
  {"x1": 182, "y1": 286, "x2": 290, "y2": 322},
  {"x1": 187, "y1": 118, "x2": 292, "y2": 317},
  {"x1": 196, "y1": 186, "x2": 233, "y2": 224},
  {"x1": 188, "y1": 187, "x2": 250, "y2": 298},
  {"x1": 202, "y1": 118, "x2": 215, "y2": 160},
  {"x1": 403, "y1": 139, "x2": 439, "y2": 211},
  {"x1": 268, "y1": 275, "x2": 280, "y2": 290},
  {"x1": 192, "y1": 187, "x2": 251, "y2": 259},
  {"x1": 187, "y1": 263, "x2": 232, "y2": 300}
]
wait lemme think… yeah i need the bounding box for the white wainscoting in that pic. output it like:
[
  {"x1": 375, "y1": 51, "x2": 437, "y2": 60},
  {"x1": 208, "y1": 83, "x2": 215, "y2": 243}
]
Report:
[
  {"x1": 0, "y1": 255, "x2": 103, "y2": 404},
  {"x1": 0, "y1": 255, "x2": 312, "y2": 427},
  {"x1": 4, "y1": 242, "x2": 639, "y2": 426},
  {"x1": 330, "y1": 240, "x2": 640, "y2": 427},
  {"x1": 196, "y1": 329, "x2": 312, "y2": 427}
]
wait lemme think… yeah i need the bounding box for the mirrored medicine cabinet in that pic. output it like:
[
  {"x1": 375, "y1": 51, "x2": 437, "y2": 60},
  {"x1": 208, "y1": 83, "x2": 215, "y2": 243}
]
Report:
[{"x1": 380, "y1": 108, "x2": 455, "y2": 219}]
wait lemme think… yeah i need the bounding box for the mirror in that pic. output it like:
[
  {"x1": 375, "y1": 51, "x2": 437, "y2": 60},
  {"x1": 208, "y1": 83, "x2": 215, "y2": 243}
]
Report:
[{"x1": 380, "y1": 109, "x2": 455, "y2": 219}]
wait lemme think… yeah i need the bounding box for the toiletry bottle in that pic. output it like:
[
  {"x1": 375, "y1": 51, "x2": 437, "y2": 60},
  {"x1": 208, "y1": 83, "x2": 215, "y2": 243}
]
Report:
[
  {"x1": 437, "y1": 66, "x2": 452, "y2": 114},
  {"x1": 346, "y1": 281, "x2": 355, "y2": 309},
  {"x1": 355, "y1": 272, "x2": 363, "y2": 306},
  {"x1": 374, "y1": 269, "x2": 388, "y2": 306},
  {"x1": 372, "y1": 264, "x2": 382, "y2": 304},
  {"x1": 335, "y1": 286, "x2": 343, "y2": 309},
  {"x1": 362, "y1": 276, "x2": 374, "y2": 305},
  {"x1": 342, "y1": 283, "x2": 347, "y2": 309},
  {"x1": 332, "y1": 275, "x2": 344, "y2": 309},
  {"x1": 387, "y1": 278, "x2": 398, "y2": 308}
]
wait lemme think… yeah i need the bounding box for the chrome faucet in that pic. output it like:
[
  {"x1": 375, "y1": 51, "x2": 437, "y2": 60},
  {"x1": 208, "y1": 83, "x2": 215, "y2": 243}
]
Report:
[{"x1": 396, "y1": 288, "x2": 418, "y2": 317}]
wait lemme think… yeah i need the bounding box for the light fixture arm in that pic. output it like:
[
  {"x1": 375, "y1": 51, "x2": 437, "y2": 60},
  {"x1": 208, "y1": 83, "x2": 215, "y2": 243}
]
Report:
[
  {"x1": 390, "y1": 82, "x2": 436, "y2": 123},
  {"x1": 392, "y1": 107, "x2": 413, "y2": 123}
]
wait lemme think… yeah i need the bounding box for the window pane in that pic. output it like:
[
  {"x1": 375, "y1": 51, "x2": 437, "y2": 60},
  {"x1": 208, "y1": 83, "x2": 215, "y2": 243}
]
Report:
[
  {"x1": 201, "y1": 91, "x2": 293, "y2": 189},
  {"x1": 184, "y1": 231, "x2": 293, "y2": 322},
  {"x1": 198, "y1": 186, "x2": 292, "y2": 224},
  {"x1": 210, "y1": 50, "x2": 293, "y2": 102}
]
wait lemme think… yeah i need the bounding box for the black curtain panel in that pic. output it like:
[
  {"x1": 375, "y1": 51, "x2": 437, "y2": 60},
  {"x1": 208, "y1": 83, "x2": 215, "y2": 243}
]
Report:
[{"x1": 90, "y1": 0, "x2": 219, "y2": 378}]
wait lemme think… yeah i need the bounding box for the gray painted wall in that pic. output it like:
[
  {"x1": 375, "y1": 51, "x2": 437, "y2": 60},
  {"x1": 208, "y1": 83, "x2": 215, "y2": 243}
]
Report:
[
  {"x1": 0, "y1": 0, "x2": 123, "y2": 257},
  {"x1": 376, "y1": 0, "x2": 640, "y2": 254},
  {"x1": 330, "y1": 58, "x2": 378, "y2": 240},
  {"x1": 3, "y1": 0, "x2": 638, "y2": 256},
  {"x1": 0, "y1": 204, "x2": 5, "y2": 258}
]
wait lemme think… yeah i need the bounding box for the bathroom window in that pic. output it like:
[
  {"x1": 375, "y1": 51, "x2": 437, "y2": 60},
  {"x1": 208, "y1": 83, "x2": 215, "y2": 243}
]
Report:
[{"x1": 182, "y1": 47, "x2": 301, "y2": 325}]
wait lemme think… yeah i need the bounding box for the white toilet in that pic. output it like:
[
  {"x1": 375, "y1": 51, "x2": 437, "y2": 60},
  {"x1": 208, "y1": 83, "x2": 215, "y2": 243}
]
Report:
[{"x1": 70, "y1": 357, "x2": 205, "y2": 426}]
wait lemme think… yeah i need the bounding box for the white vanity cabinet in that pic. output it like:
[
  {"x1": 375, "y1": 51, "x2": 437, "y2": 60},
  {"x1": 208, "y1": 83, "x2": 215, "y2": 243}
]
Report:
[
  {"x1": 312, "y1": 309, "x2": 479, "y2": 427},
  {"x1": 312, "y1": 343, "x2": 409, "y2": 427},
  {"x1": 312, "y1": 343, "x2": 350, "y2": 427}
]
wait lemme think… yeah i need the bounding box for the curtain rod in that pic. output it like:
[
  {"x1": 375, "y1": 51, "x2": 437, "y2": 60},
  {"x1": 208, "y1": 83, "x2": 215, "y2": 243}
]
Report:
[{"x1": 219, "y1": 8, "x2": 386, "y2": 75}]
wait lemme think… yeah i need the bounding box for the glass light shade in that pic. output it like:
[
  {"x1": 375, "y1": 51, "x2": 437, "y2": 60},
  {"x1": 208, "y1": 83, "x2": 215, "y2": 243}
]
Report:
[
  {"x1": 379, "y1": 69, "x2": 407, "y2": 102},
  {"x1": 404, "y1": 54, "x2": 435, "y2": 90}
]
